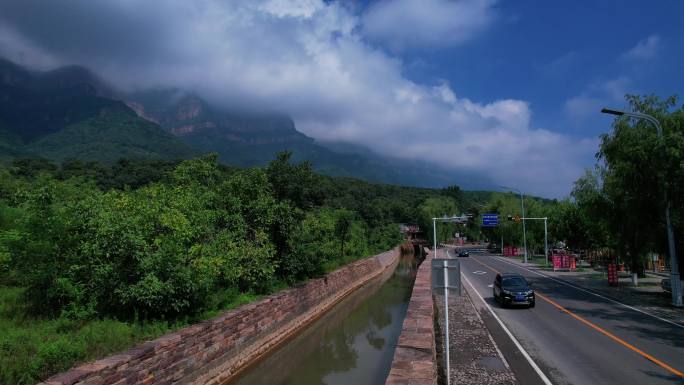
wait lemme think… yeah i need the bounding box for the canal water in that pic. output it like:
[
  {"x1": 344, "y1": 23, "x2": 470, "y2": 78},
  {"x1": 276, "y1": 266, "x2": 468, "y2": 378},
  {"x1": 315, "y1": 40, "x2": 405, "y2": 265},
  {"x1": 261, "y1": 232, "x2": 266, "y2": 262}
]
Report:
[{"x1": 229, "y1": 253, "x2": 419, "y2": 385}]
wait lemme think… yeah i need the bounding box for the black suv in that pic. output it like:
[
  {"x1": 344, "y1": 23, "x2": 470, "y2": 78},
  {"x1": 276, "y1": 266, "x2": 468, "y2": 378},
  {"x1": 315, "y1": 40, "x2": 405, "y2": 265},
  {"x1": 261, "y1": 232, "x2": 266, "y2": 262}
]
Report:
[
  {"x1": 458, "y1": 250, "x2": 469, "y2": 257},
  {"x1": 493, "y1": 273, "x2": 535, "y2": 308}
]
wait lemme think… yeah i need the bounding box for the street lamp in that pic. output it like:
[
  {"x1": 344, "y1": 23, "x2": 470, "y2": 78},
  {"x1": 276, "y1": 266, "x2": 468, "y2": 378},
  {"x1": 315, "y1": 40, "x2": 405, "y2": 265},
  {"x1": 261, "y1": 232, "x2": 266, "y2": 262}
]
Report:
[
  {"x1": 500, "y1": 186, "x2": 528, "y2": 263},
  {"x1": 601, "y1": 107, "x2": 682, "y2": 307}
]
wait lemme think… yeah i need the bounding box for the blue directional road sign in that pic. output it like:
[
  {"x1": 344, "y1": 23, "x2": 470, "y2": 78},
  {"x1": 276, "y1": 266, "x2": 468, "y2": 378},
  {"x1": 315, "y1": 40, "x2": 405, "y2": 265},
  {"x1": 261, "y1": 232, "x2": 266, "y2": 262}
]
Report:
[{"x1": 482, "y1": 214, "x2": 499, "y2": 227}]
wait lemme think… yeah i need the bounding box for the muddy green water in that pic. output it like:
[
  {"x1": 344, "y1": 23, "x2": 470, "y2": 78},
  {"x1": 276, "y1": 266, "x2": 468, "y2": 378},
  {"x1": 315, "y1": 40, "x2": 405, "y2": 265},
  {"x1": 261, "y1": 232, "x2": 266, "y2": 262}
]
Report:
[{"x1": 229, "y1": 254, "x2": 418, "y2": 385}]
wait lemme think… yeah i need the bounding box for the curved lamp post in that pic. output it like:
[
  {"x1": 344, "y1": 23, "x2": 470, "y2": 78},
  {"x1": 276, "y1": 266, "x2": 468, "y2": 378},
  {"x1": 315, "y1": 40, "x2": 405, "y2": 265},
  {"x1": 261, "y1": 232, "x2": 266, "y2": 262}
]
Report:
[{"x1": 601, "y1": 108, "x2": 682, "y2": 307}]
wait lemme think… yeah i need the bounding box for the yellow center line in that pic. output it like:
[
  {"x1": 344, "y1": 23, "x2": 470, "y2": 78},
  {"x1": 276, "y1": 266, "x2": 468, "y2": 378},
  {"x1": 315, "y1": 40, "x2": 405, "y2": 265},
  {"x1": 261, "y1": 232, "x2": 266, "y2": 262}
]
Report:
[{"x1": 467, "y1": 254, "x2": 684, "y2": 379}]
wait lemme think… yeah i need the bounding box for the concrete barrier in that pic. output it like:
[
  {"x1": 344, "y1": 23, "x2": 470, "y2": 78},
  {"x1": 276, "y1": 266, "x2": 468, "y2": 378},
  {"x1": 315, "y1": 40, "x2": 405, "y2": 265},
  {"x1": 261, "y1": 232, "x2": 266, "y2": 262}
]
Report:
[{"x1": 39, "y1": 248, "x2": 400, "y2": 385}]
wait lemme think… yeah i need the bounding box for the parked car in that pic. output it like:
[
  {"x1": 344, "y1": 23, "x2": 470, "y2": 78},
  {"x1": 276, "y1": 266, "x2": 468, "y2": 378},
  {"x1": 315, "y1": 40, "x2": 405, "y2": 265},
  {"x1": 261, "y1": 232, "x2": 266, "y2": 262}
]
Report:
[
  {"x1": 493, "y1": 273, "x2": 535, "y2": 308},
  {"x1": 662, "y1": 278, "x2": 671, "y2": 293},
  {"x1": 458, "y1": 250, "x2": 470, "y2": 257}
]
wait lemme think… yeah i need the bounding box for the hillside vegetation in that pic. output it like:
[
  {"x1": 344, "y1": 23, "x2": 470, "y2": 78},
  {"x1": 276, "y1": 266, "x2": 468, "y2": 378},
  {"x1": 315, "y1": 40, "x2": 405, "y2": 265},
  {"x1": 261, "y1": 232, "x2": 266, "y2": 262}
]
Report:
[
  {"x1": 0, "y1": 151, "x2": 479, "y2": 384},
  {"x1": 0, "y1": 59, "x2": 197, "y2": 164}
]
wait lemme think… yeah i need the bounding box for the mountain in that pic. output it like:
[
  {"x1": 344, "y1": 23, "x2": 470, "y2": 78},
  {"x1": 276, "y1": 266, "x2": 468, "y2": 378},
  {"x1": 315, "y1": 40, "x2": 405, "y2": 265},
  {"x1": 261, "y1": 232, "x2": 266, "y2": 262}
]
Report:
[
  {"x1": 125, "y1": 90, "x2": 315, "y2": 165},
  {"x1": 0, "y1": 58, "x2": 493, "y2": 189},
  {"x1": 0, "y1": 59, "x2": 197, "y2": 163},
  {"x1": 126, "y1": 90, "x2": 494, "y2": 189}
]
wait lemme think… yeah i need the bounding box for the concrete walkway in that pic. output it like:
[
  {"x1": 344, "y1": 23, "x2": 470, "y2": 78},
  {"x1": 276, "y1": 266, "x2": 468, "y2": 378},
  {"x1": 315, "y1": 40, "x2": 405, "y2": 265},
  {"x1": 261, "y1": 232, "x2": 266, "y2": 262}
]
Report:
[{"x1": 435, "y1": 249, "x2": 518, "y2": 385}]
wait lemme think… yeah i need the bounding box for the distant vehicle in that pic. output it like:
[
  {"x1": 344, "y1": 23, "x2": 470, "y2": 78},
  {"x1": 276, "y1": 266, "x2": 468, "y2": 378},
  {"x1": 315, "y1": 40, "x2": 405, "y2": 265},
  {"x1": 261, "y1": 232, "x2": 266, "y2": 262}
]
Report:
[
  {"x1": 493, "y1": 273, "x2": 535, "y2": 308},
  {"x1": 458, "y1": 250, "x2": 470, "y2": 257},
  {"x1": 661, "y1": 278, "x2": 671, "y2": 293}
]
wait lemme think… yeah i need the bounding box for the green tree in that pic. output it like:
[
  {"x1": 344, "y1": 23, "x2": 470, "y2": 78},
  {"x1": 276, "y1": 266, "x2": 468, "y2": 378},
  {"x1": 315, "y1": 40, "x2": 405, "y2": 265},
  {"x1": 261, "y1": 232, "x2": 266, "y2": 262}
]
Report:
[
  {"x1": 266, "y1": 151, "x2": 322, "y2": 210},
  {"x1": 598, "y1": 94, "x2": 684, "y2": 275},
  {"x1": 418, "y1": 197, "x2": 459, "y2": 245}
]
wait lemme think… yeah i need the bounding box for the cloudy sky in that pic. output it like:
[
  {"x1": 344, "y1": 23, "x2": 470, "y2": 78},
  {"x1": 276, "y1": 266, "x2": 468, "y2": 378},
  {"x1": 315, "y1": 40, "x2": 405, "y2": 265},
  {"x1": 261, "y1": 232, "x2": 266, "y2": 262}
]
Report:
[{"x1": 1, "y1": 0, "x2": 682, "y2": 197}]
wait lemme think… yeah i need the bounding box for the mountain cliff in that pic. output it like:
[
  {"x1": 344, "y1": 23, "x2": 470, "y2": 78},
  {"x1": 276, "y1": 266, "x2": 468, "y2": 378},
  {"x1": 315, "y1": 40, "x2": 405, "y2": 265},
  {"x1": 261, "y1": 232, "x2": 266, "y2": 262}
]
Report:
[{"x1": 0, "y1": 59, "x2": 197, "y2": 162}]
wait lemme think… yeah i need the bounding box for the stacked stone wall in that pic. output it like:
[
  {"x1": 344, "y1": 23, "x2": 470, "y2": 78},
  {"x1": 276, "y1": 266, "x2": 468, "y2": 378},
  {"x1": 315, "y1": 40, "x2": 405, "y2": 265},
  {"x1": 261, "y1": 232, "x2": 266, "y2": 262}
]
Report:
[{"x1": 385, "y1": 247, "x2": 437, "y2": 385}]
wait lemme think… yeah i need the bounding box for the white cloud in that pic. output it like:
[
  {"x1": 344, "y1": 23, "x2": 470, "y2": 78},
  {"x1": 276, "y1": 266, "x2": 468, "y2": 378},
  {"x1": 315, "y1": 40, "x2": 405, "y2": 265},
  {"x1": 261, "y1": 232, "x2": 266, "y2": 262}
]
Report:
[
  {"x1": 0, "y1": 25, "x2": 60, "y2": 70},
  {"x1": 0, "y1": 0, "x2": 595, "y2": 197},
  {"x1": 259, "y1": 0, "x2": 324, "y2": 18},
  {"x1": 564, "y1": 77, "x2": 633, "y2": 120},
  {"x1": 596, "y1": 77, "x2": 632, "y2": 101},
  {"x1": 563, "y1": 96, "x2": 602, "y2": 119},
  {"x1": 621, "y1": 34, "x2": 660, "y2": 61},
  {"x1": 361, "y1": 0, "x2": 497, "y2": 51}
]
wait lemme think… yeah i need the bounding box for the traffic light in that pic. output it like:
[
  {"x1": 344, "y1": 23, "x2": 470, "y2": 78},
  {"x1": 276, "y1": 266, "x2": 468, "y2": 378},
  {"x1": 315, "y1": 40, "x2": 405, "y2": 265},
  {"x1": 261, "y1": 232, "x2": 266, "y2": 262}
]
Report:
[{"x1": 506, "y1": 215, "x2": 521, "y2": 223}]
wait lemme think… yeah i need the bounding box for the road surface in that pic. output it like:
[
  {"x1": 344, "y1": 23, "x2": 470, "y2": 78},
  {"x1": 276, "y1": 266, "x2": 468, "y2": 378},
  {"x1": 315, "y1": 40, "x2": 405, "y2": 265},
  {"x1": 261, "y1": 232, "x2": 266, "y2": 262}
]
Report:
[{"x1": 453, "y1": 248, "x2": 684, "y2": 385}]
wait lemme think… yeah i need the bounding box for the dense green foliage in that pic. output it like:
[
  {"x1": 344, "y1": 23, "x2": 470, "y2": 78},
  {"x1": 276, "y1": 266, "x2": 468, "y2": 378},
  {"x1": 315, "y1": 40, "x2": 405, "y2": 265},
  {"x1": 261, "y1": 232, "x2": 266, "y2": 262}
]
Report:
[
  {"x1": 549, "y1": 95, "x2": 683, "y2": 275},
  {"x1": 0, "y1": 152, "x2": 420, "y2": 320},
  {"x1": 24, "y1": 106, "x2": 197, "y2": 163},
  {"x1": 0, "y1": 284, "x2": 260, "y2": 385},
  {"x1": 2, "y1": 151, "x2": 471, "y2": 383}
]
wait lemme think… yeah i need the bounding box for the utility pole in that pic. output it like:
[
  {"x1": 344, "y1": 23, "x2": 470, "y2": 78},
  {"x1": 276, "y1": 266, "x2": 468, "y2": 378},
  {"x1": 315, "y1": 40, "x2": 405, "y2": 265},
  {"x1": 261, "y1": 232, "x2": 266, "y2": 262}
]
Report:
[
  {"x1": 544, "y1": 217, "x2": 548, "y2": 268},
  {"x1": 500, "y1": 186, "x2": 528, "y2": 263},
  {"x1": 514, "y1": 217, "x2": 548, "y2": 267}
]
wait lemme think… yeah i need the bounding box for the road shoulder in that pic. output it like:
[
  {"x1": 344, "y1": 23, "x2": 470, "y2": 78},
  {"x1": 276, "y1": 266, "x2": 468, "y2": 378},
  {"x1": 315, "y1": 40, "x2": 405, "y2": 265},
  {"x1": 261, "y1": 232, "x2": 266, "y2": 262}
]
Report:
[{"x1": 434, "y1": 281, "x2": 519, "y2": 385}]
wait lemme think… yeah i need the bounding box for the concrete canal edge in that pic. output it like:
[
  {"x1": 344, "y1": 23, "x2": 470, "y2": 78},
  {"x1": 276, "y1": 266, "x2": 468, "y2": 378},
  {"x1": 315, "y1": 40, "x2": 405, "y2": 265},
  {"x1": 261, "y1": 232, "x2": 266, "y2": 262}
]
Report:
[
  {"x1": 38, "y1": 248, "x2": 401, "y2": 385},
  {"x1": 385, "y1": 247, "x2": 438, "y2": 385}
]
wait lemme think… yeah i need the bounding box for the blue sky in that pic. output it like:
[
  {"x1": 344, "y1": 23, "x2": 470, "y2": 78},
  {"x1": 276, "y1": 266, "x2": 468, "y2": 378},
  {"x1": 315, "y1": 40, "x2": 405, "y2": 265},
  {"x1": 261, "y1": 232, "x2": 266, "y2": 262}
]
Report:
[
  {"x1": 0, "y1": 0, "x2": 681, "y2": 197},
  {"x1": 394, "y1": 0, "x2": 684, "y2": 140}
]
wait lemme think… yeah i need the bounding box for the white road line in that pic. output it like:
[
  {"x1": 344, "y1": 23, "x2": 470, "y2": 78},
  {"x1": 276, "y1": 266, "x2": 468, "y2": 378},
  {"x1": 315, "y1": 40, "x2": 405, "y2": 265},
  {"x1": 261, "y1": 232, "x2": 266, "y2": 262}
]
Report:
[
  {"x1": 491, "y1": 255, "x2": 684, "y2": 329},
  {"x1": 461, "y1": 273, "x2": 554, "y2": 385}
]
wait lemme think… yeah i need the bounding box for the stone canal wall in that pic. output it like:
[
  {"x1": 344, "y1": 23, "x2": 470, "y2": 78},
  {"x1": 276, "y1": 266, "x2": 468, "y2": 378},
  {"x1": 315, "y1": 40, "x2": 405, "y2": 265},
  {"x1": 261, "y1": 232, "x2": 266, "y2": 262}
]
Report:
[
  {"x1": 385, "y1": 247, "x2": 438, "y2": 385},
  {"x1": 39, "y1": 248, "x2": 400, "y2": 385}
]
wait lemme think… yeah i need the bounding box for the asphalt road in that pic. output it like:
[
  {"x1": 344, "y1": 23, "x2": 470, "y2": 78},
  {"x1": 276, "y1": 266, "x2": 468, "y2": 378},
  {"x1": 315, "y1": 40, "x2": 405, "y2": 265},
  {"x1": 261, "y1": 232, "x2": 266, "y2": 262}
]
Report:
[{"x1": 451, "y1": 247, "x2": 684, "y2": 385}]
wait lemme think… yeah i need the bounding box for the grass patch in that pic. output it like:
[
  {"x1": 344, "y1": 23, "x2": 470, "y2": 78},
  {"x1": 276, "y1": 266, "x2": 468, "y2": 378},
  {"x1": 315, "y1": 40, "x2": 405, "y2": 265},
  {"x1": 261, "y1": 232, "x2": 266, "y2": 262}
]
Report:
[
  {"x1": 528, "y1": 257, "x2": 550, "y2": 267},
  {"x1": 0, "y1": 285, "x2": 270, "y2": 385},
  {"x1": 0, "y1": 250, "x2": 379, "y2": 384},
  {"x1": 0, "y1": 286, "x2": 176, "y2": 385}
]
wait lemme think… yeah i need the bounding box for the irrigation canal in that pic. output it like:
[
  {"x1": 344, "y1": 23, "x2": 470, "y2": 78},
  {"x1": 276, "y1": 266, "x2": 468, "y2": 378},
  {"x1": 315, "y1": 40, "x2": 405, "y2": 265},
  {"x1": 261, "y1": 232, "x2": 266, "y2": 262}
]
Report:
[{"x1": 228, "y1": 253, "x2": 419, "y2": 385}]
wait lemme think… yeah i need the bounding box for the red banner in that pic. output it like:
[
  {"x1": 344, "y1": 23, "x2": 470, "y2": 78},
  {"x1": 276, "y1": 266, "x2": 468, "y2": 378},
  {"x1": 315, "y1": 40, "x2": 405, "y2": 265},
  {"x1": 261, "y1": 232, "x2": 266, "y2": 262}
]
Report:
[
  {"x1": 607, "y1": 263, "x2": 618, "y2": 286},
  {"x1": 503, "y1": 246, "x2": 518, "y2": 257},
  {"x1": 552, "y1": 255, "x2": 576, "y2": 271}
]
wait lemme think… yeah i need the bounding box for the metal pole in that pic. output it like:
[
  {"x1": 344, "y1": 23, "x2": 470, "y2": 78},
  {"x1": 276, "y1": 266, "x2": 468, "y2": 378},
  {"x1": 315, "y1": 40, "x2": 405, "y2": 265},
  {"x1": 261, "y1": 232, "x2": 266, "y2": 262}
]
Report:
[
  {"x1": 443, "y1": 258, "x2": 450, "y2": 385},
  {"x1": 652, "y1": 119, "x2": 682, "y2": 307},
  {"x1": 665, "y1": 199, "x2": 682, "y2": 306},
  {"x1": 433, "y1": 218, "x2": 451, "y2": 384},
  {"x1": 520, "y1": 191, "x2": 528, "y2": 263},
  {"x1": 500, "y1": 186, "x2": 528, "y2": 263},
  {"x1": 433, "y1": 218, "x2": 437, "y2": 257},
  {"x1": 544, "y1": 217, "x2": 548, "y2": 268}
]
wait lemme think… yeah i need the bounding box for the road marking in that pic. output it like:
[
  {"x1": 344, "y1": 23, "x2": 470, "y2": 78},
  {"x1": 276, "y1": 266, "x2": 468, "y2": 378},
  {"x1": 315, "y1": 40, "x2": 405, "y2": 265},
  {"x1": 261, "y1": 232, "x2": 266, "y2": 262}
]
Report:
[
  {"x1": 473, "y1": 270, "x2": 487, "y2": 275},
  {"x1": 537, "y1": 292, "x2": 684, "y2": 378},
  {"x1": 492, "y1": 255, "x2": 684, "y2": 329},
  {"x1": 461, "y1": 273, "x2": 554, "y2": 385},
  {"x1": 470, "y1": 255, "x2": 684, "y2": 380}
]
